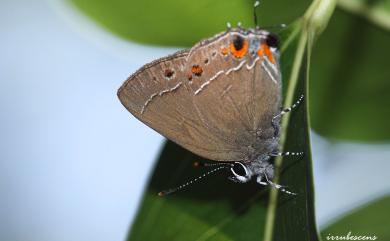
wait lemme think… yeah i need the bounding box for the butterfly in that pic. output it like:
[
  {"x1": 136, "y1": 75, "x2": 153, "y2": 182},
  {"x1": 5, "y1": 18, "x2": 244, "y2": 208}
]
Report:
[{"x1": 118, "y1": 1, "x2": 303, "y2": 196}]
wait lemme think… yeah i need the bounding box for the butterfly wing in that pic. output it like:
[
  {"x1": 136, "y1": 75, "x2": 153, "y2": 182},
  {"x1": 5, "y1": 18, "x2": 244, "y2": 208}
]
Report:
[
  {"x1": 118, "y1": 49, "x2": 244, "y2": 161},
  {"x1": 118, "y1": 29, "x2": 282, "y2": 162}
]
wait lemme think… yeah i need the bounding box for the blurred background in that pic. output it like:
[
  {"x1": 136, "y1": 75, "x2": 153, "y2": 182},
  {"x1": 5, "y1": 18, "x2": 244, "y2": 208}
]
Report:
[{"x1": 1, "y1": 0, "x2": 389, "y2": 241}]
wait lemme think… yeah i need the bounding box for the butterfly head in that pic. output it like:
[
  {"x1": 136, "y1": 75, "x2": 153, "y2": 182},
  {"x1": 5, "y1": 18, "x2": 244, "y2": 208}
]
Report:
[{"x1": 230, "y1": 156, "x2": 274, "y2": 184}]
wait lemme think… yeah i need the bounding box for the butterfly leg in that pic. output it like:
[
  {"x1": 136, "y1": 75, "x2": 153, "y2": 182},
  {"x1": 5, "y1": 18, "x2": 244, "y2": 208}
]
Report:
[
  {"x1": 256, "y1": 175, "x2": 268, "y2": 186},
  {"x1": 263, "y1": 172, "x2": 297, "y2": 195},
  {"x1": 272, "y1": 94, "x2": 304, "y2": 136}
]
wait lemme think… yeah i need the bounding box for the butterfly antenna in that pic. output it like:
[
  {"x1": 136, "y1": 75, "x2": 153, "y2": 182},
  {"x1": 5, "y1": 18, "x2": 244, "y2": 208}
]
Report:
[
  {"x1": 253, "y1": 0, "x2": 260, "y2": 28},
  {"x1": 158, "y1": 165, "x2": 231, "y2": 197},
  {"x1": 263, "y1": 23, "x2": 288, "y2": 33}
]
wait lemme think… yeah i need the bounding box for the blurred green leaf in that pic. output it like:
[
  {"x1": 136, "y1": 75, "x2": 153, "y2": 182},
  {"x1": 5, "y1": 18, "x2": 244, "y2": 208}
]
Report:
[
  {"x1": 310, "y1": 8, "x2": 390, "y2": 141},
  {"x1": 338, "y1": 0, "x2": 390, "y2": 30},
  {"x1": 321, "y1": 195, "x2": 390, "y2": 240},
  {"x1": 68, "y1": 0, "x2": 310, "y2": 46}
]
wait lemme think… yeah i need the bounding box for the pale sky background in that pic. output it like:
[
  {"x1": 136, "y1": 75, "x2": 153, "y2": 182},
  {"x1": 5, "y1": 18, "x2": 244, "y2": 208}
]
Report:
[{"x1": 0, "y1": 0, "x2": 389, "y2": 241}]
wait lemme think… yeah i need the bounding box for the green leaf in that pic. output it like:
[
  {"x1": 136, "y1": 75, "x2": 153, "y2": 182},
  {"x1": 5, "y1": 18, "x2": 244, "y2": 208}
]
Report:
[
  {"x1": 321, "y1": 195, "x2": 390, "y2": 240},
  {"x1": 126, "y1": 1, "x2": 337, "y2": 240},
  {"x1": 338, "y1": 0, "x2": 390, "y2": 31},
  {"x1": 68, "y1": 0, "x2": 311, "y2": 46},
  {"x1": 129, "y1": 141, "x2": 269, "y2": 241},
  {"x1": 310, "y1": 8, "x2": 390, "y2": 141}
]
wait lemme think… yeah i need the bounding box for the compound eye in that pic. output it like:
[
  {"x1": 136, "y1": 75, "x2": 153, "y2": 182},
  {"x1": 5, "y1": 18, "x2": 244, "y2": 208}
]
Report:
[
  {"x1": 266, "y1": 33, "x2": 279, "y2": 49},
  {"x1": 231, "y1": 162, "x2": 248, "y2": 178}
]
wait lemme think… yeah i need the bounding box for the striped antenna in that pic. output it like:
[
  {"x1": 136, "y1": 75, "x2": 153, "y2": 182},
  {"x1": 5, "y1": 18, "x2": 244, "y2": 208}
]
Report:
[{"x1": 254, "y1": 1, "x2": 260, "y2": 28}]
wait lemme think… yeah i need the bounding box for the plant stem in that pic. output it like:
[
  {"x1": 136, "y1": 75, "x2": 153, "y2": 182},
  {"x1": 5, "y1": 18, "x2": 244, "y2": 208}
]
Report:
[{"x1": 263, "y1": 0, "x2": 336, "y2": 240}]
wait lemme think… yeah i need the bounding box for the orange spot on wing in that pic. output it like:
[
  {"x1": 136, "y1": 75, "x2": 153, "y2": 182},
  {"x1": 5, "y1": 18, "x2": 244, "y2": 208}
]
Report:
[
  {"x1": 230, "y1": 40, "x2": 248, "y2": 58},
  {"x1": 257, "y1": 47, "x2": 264, "y2": 57},
  {"x1": 221, "y1": 47, "x2": 229, "y2": 55},
  {"x1": 191, "y1": 65, "x2": 203, "y2": 76},
  {"x1": 257, "y1": 43, "x2": 275, "y2": 63}
]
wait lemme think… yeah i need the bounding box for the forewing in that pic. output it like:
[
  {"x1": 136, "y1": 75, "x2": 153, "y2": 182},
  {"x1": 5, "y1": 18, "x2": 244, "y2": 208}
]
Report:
[{"x1": 118, "y1": 49, "x2": 244, "y2": 161}]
